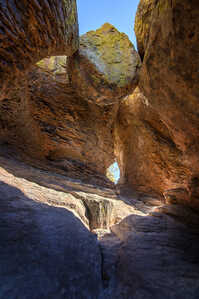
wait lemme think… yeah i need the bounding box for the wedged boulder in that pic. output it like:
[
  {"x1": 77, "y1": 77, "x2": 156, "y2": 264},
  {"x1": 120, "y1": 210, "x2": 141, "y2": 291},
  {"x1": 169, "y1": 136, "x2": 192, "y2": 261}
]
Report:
[
  {"x1": 133, "y1": 0, "x2": 199, "y2": 205},
  {"x1": 67, "y1": 23, "x2": 141, "y2": 105},
  {"x1": 0, "y1": 0, "x2": 78, "y2": 99},
  {"x1": 114, "y1": 88, "x2": 188, "y2": 198}
]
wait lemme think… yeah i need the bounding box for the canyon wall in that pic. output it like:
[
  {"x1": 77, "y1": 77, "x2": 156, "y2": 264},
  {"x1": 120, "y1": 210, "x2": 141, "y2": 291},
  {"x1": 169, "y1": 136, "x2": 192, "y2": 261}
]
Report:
[
  {"x1": 0, "y1": 22, "x2": 140, "y2": 186},
  {"x1": 0, "y1": 0, "x2": 79, "y2": 100},
  {"x1": 115, "y1": 0, "x2": 199, "y2": 208}
]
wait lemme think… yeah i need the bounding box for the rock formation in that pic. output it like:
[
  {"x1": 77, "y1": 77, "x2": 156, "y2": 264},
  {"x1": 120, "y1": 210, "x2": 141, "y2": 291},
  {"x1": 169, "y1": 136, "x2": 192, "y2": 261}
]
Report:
[
  {"x1": 1, "y1": 147, "x2": 199, "y2": 299},
  {"x1": 0, "y1": 23, "x2": 140, "y2": 186},
  {"x1": 114, "y1": 0, "x2": 199, "y2": 208},
  {"x1": 67, "y1": 23, "x2": 141, "y2": 105},
  {"x1": 114, "y1": 87, "x2": 184, "y2": 197},
  {"x1": 0, "y1": 0, "x2": 199, "y2": 298},
  {"x1": 0, "y1": 0, "x2": 79, "y2": 100}
]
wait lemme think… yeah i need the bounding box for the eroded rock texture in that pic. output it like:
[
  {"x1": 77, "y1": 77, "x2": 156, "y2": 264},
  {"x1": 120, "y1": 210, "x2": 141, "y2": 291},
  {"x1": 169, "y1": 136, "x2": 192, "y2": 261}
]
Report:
[
  {"x1": 123, "y1": 0, "x2": 199, "y2": 206},
  {"x1": 1, "y1": 146, "x2": 199, "y2": 299},
  {"x1": 0, "y1": 0, "x2": 79, "y2": 100},
  {"x1": 0, "y1": 22, "x2": 141, "y2": 186},
  {"x1": 68, "y1": 23, "x2": 141, "y2": 105},
  {"x1": 0, "y1": 61, "x2": 117, "y2": 186},
  {"x1": 114, "y1": 88, "x2": 186, "y2": 197},
  {"x1": 0, "y1": 147, "x2": 141, "y2": 299},
  {"x1": 109, "y1": 206, "x2": 199, "y2": 299}
]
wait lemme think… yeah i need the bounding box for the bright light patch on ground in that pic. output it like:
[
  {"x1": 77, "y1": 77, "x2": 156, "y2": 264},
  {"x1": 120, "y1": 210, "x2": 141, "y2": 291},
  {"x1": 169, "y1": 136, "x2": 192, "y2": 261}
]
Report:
[{"x1": 106, "y1": 162, "x2": 120, "y2": 184}]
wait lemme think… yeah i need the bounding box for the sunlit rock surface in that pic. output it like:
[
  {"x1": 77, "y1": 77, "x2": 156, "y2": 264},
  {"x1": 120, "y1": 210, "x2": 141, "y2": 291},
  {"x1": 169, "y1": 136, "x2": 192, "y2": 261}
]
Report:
[
  {"x1": 114, "y1": 88, "x2": 187, "y2": 197},
  {"x1": 0, "y1": 0, "x2": 199, "y2": 297},
  {"x1": 133, "y1": 0, "x2": 199, "y2": 207},
  {"x1": 68, "y1": 23, "x2": 141, "y2": 105},
  {"x1": 0, "y1": 62, "x2": 118, "y2": 186}
]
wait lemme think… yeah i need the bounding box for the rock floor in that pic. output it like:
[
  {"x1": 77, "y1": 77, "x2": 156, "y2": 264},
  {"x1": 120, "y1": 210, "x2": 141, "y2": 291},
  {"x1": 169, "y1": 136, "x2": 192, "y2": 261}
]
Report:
[{"x1": 0, "y1": 146, "x2": 199, "y2": 298}]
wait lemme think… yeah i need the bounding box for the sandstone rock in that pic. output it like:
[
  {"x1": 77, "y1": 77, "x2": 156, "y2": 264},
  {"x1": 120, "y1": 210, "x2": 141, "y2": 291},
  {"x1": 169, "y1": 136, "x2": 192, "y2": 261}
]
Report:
[
  {"x1": 110, "y1": 209, "x2": 199, "y2": 299},
  {"x1": 134, "y1": 0, "x2": 154, "y2": 60},
  {"x1": 68, "y1": 23, "x2": 141, "y2": 105},
  {"x1": 134, "y1": 0, "x2": 199, "y2": 206},
  {"x1": 37, "y1": 56, "x2": 68, "y2": 79},
  {"x1": 0, "y1": 185, "x2": 103, "y2": 299},
  {"x1": 0, "y1": 144, "x2": 150, "y2": 298},
  {"x1": 0, "y1": 64, "x2": 118, "y2": 186},
  {"x1": 72, "y1": 190, "x2": 141, "y2": 230},
  {"x1": 0, "y1": 145, "x2": 198, "y2": 299},
  {"x1": 0, "y1": 0, "x2": 78, "y2": 100},
  {"x1": 114, "y1": 87, "x2": 188, "y2": 197}
]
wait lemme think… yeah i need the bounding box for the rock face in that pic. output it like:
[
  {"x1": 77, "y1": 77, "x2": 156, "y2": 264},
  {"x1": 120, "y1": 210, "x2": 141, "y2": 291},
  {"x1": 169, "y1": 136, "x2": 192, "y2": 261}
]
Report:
[
  {"x1": 0, "y1": 22, "x2": 141, "y2": 186},
  {"x1": 0, "y1": 62, "x2": 117, "y2": 186},
  {"x1": 0, "y1": 0, "x2": 199, "y2": 298},
  {"x1": 109, "y1": 206, "x2": 199, "y2": 299},
  {"x1": 0, "y1": 160, "x2": 103, "y2": 299},
  {"x1": 1, "y1": 147, "x2": 199, "y2": 299},
  {"x1": 0, "y1": 146, "x2": 141, "y2": 299},
  {"x1": 0, "y1": 0, "x2": 79, "y2": 100},
  {"x1": 114, "y1": 88, "x2": 186, "y2": 197},
  {"x1": 68, "y1": 23, "x2": 141, "y2": 105},
  {"x1": 121, "y1": 0, "x2": 199, "y2": 206}
]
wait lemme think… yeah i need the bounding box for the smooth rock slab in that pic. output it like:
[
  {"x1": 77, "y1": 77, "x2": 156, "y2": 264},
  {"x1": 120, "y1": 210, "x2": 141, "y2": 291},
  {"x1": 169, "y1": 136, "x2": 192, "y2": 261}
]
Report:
[
  {"x1": 0, "y1": 182, "x2": 102, "y2": 299},
  {"x1": 111, "y1": 208, "x2": 199, "y2": 299}
]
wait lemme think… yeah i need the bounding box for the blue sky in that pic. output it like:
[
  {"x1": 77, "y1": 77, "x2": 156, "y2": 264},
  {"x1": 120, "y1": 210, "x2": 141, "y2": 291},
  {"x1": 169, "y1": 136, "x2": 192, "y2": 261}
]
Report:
[{"x1": 76, "y1": 0, "x2": 140, "y2": 47}]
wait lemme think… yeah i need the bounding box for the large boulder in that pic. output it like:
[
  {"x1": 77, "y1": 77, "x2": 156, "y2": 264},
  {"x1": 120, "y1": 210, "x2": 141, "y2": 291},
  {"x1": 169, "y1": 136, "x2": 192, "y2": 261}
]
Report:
[
  {"x1": 0, "y1": 0, "x2": 79, "y2": 100},
  {"x1": 68, "y1": 23, "x2": 141, "y2": 105},
  {"x1": 132, "y1": 0, "x2": 199, "y2": 206}
]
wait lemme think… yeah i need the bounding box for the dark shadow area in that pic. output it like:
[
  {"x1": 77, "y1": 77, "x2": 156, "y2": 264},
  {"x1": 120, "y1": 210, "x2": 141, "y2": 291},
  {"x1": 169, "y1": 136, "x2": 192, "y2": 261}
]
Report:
[
  {"x1": 0, "y1": 181, "x2": 103, "y2": 299},
  {"x1": 110, "y1": 211, "x2": 199, "y2": 299}
]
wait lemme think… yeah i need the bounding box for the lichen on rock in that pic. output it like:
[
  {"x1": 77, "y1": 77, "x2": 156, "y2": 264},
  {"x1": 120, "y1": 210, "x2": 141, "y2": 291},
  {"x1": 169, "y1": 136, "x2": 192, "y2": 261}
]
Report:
[{"x1": 68, "y1": 23, "x2": 141, "y2": 105}]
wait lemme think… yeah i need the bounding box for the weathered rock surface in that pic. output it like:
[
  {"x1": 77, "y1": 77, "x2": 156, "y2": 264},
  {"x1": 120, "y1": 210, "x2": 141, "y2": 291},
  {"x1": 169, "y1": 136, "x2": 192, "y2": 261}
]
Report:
[
  {"x1": 0, "y1": 22, "x2": 141, "y2": 186},
  {"x1": 0, "y1": 187, "x2": 102, "y2": 299},
  {"x1": 114, "y1": 88, "x2": 186, "y2": 197},
  {"x1": 68, "y1": 23, "x2": 141, "y2": 105},
  {"x1": 0, "y1": 62, "x2": 118, "y2": 186},
  {"x1": 0, "y1": 145, "x2": 145, "y2": 299},
  {"x1": 0, "y1": 146, "x2": 137, "y2": 231},
  {"x1": 108, "y1": 206, "x2": 199, "y2": 299},
  {"x1": 0, "y1": 0, "x2": 78, "y2": 100},
  {"x1": 133, "y1": 0, "x2": 199, "y2": 206},
  {"x1": 0, "y1": 147, "x2": 199, "y2": 299}
]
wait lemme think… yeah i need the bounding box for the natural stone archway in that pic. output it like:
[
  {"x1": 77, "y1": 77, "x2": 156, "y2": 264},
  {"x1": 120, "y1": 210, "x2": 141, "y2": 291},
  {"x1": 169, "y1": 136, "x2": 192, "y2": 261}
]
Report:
[
  {"x1": 0, "y1": 0, "x2": 79, "y2": 100},
  {"x1": 106, "y1": 161, "x2": 120, "y2": 184},
  {"x1": 0, "y1": 1, "x2": 199, "y2": 298},
  {"x1": 0, "y1": 23, "x2": 141, "y2": 186}
]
